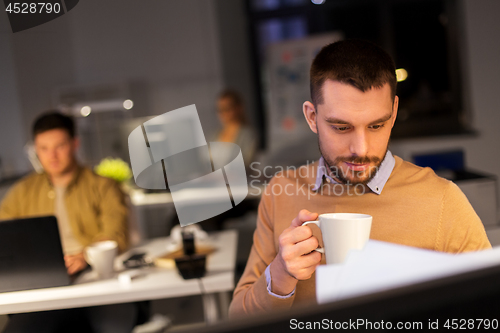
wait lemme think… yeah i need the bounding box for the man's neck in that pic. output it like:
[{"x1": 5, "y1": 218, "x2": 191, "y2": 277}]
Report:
[{"x1": 50, "y1": 164, "x2": 78, "y2": 188}]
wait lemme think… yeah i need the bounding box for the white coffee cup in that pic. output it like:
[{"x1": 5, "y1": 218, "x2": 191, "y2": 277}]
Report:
[
  {"x1": 303, "y1": 213, "x2": 372, "y2": 265},
  {"x1": 84, "y1": 240, "x2": 118, "y2": 278}
]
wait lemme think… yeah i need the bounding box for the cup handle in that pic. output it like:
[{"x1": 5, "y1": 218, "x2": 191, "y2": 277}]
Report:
[{"x1": 302, "y1": 221, "x2": 325, "y2": 254}]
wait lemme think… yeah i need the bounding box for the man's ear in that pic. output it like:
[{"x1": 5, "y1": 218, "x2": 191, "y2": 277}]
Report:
[
  {"x1": 303, "y1": 101, "x2": 318, "y2": 134},
  {"x1": 391, "y1": 95, "x2": 399, "y2": 128}
]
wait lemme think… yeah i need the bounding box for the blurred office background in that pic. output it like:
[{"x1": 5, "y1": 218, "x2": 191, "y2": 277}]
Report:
[{"x1": 1, "y1": 0, "x2": 500, "y2": 330}]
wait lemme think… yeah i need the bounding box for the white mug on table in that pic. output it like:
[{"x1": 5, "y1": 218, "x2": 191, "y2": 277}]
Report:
[
  {"x1": 84, "y1": 240, "x2": 118, "y2": 278},
  {"x1": 303, "y1": 213, "x2": 372, "y2": 265}
]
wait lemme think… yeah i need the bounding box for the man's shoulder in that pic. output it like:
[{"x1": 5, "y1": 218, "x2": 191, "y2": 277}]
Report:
[
  {"x1": 10, "y1": 171, "x2": 46, "y2": 190},
  {"x1": 268, "y1": 160, "x2": 319, "y2": 185},
  {"x1": 0, "y1": 172, "x2": 47, "y2": 213},
  {"x1": 70, "y1": 168, "x2": 123, "y2": 203},
  {"x1": 391, "y1": 155, "x2": 451, "y2": 189},
  {"x1": 77, "y1": 167, "x2": 120, "y2": 188}
]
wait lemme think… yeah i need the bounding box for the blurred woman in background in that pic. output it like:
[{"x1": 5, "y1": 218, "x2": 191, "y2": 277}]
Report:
[{"x1": 215, "y1": 89, "x2": 257, "y2": 166}]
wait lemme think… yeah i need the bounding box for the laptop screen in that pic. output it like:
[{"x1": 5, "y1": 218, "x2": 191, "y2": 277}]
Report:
[{"x1": 0, "y1": 216, "x2": 70, "y2": 293}]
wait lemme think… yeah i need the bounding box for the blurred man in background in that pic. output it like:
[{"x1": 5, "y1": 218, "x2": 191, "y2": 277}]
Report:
[{"x1": 0, "y1": 112, "x2": 134, "y2": 332}]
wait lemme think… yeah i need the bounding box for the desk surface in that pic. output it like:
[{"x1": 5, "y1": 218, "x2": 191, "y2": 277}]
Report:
[{"x1": 0, "y1": 230, "x2": 237, "y2": 315}]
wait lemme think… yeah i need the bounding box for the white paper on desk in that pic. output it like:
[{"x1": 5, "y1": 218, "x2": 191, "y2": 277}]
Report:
[
  {"x1": 316, "y1": 240, "x2": 500, "y2": 304},
  {"x1": 319, "y1": 249, "x2": 364, "y2": 301}
]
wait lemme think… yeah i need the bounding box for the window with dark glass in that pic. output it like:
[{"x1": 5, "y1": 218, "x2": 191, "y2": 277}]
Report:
[{"x1": 247, "y1": 0, "x2": 471, "y2": 144}]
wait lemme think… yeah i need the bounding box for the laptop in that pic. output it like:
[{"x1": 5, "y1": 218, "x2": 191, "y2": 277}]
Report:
[{"x1": 0, "y1": 216, "x2": 70, "y2": 293}]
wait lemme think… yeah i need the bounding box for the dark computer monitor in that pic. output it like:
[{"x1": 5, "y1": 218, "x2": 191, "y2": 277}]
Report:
[{"x1": 0, "y1": 216, "x2": 70, "y2": 293}]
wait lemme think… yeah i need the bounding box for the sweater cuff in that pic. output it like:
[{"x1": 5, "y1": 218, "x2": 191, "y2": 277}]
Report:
[{"x1": 265, "y1": 265, "x2": 295, "y2": 299}]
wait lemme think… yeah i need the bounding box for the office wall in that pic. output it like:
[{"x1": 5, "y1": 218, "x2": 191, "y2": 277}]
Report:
[
  {"x1": 0, "y1": 13, "x2": 30, "y2": 176},
  {"x1": 389, "y1": 0, "x2": 500, "y2": 222},
  {"x1": 213, "y1": 0, "x2": 257, "y2": 127},
  {"x1": 68, "y1": 0, "x2": 224, "y2": 131},
  {"x1": 0, "y1": 0, "x2": 247, "y2": 178},
  {"x1": 9, "y1": 13, "x2": 76, "y2": 147},
  {"x1": 0, "y1": 8, "x2": 77, "y2": 177}
]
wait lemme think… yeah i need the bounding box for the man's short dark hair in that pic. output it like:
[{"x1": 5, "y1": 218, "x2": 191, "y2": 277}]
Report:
[
  {"x1": 310, "y1": 39, "x2": 397, "y2": 106},
  {"x1": 33, "y1": 111, "x2": 76, "y2": 139}
]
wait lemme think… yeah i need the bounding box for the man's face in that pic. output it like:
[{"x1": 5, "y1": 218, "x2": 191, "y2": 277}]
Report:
[
  {"x1": 34, "y1": 129, "x2": 78, "y2": 178},
  {"x1": 303, "y1": 80, "x2": 398, "y2": 185}
]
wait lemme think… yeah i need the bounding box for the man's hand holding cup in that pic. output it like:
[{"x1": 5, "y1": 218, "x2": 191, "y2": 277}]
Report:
[{"x1": 269, "y1": 209, "x2": 322, "y2": 296}]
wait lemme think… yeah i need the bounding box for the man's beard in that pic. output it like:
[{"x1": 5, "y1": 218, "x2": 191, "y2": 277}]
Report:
[{"x1": 318, "y1": 136, "x2": 387, "y2": 186}]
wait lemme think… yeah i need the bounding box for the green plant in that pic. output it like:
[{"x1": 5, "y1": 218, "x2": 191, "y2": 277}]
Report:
[{"x1": 94, "y1": 158, "x2": 132, "y2": 183}]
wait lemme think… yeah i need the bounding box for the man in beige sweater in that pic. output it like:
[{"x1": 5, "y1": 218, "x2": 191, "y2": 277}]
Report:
[{"x1": 229, "y1": 40, "x2": 491, "y2": 316}]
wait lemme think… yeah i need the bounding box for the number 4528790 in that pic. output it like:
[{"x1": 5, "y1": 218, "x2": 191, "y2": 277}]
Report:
[
  {"x1": 5, "y1": 3, "x2": 61, "y2": 14},
  {"x1": 443, "y1": 319, "x2": 498, "y2": 330}
]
